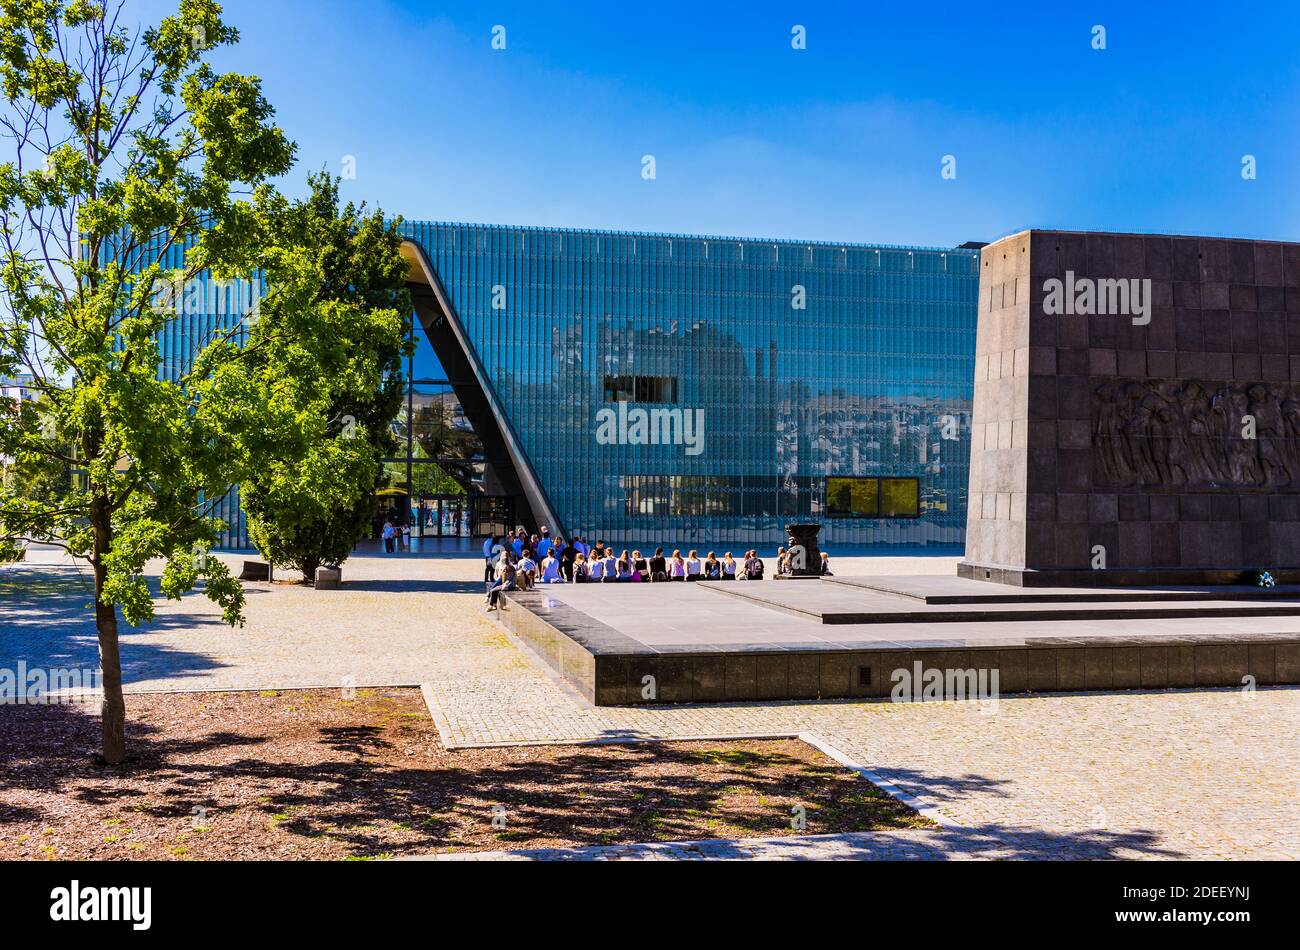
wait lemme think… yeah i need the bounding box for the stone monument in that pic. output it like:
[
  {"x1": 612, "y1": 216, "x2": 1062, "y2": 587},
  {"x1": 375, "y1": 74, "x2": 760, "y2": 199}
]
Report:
[
  {"x1": 779, "y1": 523, "x2": 823, "y2": 579},
  {"x1": 959, "y1": 229, "x2": 1300, "y2": 586}
]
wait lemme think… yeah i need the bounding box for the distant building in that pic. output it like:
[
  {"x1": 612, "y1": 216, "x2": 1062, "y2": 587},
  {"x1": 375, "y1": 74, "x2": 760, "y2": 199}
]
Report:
[
  {"x1": 1, "y1": 374, "x2": 37, "y2": 479},
  {"x1": 0, "y1": 374, "x2": 35, "y2": 403}
]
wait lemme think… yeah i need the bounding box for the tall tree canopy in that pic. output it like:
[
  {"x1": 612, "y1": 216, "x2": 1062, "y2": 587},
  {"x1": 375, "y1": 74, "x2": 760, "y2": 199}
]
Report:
[
  {"x1": 0, "y1": 0, "x2": 300, "y2": 763},
  {"x1": 242, "y1": 172, "x2": 411, "y2": 582}
]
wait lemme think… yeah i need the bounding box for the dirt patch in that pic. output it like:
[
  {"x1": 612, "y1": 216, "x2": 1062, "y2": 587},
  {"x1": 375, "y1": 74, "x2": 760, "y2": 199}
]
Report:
[{"x1": 0, "y1": 687, "x2": 932, "y2": 860}]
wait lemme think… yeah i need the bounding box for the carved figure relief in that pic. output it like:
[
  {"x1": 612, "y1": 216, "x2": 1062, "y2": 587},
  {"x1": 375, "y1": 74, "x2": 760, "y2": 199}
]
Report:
[{"x1": 1093, "y1": 378, "x2": 1300, "y2": 489}]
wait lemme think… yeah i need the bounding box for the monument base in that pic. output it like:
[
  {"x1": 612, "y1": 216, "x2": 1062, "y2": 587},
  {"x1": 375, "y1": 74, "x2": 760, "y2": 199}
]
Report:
[
  {"x1": 957, "y1": 562, "x2": 1300, "y2": 588},
  {"x1": 498, "y1": 582, "x2": 1300, "y2": 705}
]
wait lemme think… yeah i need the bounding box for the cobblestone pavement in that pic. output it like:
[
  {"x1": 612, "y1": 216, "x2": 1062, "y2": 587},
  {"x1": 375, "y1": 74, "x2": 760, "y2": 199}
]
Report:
[{"x1": 4, "y1": 548, "x2": 1298, "y2": 859}]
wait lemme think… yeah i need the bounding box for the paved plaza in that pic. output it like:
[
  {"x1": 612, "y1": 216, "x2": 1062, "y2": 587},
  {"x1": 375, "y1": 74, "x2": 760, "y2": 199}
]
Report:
[{"x1": 2, "y1": 547, "x2": 1298, "y2": 859}]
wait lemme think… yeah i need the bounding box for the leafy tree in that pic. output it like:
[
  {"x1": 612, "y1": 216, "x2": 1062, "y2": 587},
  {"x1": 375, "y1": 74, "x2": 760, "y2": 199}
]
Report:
[
  {"x1": 242, "y1": 173, "x2": 410, "y2": 582},
  {"x1": 0, "y1": 0, "x2": 295, "y2": 763}
]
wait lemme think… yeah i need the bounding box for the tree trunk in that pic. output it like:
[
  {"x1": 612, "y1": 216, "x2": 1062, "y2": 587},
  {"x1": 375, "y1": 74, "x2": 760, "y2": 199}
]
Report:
[
  {"x1": 91, "y1": 499, "x2": 125, "y2": 764},
  {"x1": 302, "y1": 556, "x2": 320, "y2": 584}
]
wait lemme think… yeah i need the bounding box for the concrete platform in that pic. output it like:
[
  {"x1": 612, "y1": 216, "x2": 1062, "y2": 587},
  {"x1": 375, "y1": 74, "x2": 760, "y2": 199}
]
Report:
[
  {"x1": 826, "y1": 574, "x2": 1300, "y2": 605},
  {"x1": 500, "y1": 580, "x2": 1300, "y2": 706},
  {"x1": 701, "y1": 577, "x2": 1300, "y2": 624}
]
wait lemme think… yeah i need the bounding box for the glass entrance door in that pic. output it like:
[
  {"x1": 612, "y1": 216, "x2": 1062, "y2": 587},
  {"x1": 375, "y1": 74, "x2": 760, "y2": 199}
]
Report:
[
  {"x1": 470, "y1": 496, "x2": 515, "y2": 538},
  {"x1": 417, "y1": 495, "x2": 469, "y2": 538}
]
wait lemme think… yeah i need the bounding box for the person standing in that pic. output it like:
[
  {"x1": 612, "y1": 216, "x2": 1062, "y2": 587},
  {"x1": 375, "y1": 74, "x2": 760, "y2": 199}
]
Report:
[
  {"x1": 382, "y1": 520, "x2": 396, "y2": 554},
  {"x1": 560, "y1": 537, "x2": 578, "y2": 582},
  {"x1": 483, "y1": 534, "x2": 497, "y2": 582}
]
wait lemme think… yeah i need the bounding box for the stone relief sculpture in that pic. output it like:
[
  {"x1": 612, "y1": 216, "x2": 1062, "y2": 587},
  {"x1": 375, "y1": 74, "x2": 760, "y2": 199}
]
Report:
[{"x1": 1093, "y1": 378, "x2": 1300, "y2": 489}]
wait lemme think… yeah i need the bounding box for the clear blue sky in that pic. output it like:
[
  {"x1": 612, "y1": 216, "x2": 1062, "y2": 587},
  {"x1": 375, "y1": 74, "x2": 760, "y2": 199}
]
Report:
[{"x1": 181, "y1": 0, "x2": 1300, "y2": 246}]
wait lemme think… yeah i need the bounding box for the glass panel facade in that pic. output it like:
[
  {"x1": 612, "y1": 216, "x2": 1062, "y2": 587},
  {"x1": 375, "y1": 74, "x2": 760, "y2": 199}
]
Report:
[
  {"x1": 401, "y1": 223, "x2": 979, "y2": 549},
  {"x1": 149, "y1": 222, "x2": 978, "y2": 550}
]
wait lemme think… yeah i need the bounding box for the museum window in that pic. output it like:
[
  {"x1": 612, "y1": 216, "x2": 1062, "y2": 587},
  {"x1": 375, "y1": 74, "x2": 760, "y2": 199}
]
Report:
[
  {"x1": 603, "y1": 374, "x2": 678, "y2": 403},
  {"x1": 826, "y1": 476, "x2": 920, "y2": 519}
]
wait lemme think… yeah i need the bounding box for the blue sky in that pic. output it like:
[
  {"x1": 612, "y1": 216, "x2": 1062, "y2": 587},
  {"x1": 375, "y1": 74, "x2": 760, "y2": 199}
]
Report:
[{"x1": 181, "y1": 0, "x2": 1300, "y2": 247}]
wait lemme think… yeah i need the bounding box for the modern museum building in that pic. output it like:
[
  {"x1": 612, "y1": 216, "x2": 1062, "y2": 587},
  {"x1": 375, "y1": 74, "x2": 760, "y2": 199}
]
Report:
[{"x1": 168, "y1": 222, "x2": 982, "y2": 550}]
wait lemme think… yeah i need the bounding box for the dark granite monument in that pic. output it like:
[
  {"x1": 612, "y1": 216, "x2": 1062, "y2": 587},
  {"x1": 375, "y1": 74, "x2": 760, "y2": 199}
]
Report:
[
  {"x1": 777, "y1": 523, "x2": 823, "y2": 579},
  {"x1": 960, "y1": 229, "x2": 1300, "y2": 585}
]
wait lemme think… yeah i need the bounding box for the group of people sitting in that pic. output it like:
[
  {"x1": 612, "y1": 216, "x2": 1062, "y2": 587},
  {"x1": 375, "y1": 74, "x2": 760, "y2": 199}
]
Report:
[{"x1": 483, "y1": 527, "x2": 833, "y2": 611}]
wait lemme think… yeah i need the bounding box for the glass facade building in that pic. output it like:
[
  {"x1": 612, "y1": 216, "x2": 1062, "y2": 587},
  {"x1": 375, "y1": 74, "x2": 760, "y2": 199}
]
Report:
[
  {"x1": 398, "y1": 223, "x2": 979, "y2": 551},
  {"x1": 147, "y1": 222, "x2": 980, "y2": 550}
]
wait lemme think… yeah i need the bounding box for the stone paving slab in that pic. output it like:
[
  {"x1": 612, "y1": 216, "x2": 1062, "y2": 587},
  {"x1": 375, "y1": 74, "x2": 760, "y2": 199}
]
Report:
[
  {"x1": 830, "y1": 574, "x2": 1300, "y2": 605},
  {"x1": 3, "y1": 549, "x2": 1298, "y2": 860},
  {"x1": 704, "y1": 577, "x2": 1300, "y2": 624},
  {"x1": 406, "y1": 829, "x2": 984, "y2": 861}
]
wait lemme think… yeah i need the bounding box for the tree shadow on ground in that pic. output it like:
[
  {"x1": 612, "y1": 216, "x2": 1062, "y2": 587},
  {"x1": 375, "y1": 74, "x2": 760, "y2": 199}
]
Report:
[
  {"x1": 0, "y1": 697, "x2": 1188, "y2": 861},
  {"x1": 0, "y1": 567, "x2": 238, "y2": 687}
]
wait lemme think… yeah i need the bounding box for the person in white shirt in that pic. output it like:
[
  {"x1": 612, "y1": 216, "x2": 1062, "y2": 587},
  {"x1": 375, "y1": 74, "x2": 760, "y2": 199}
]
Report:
[
  {"x1": 601, "y1": 551, "x2": 617, "y2": 582},
  {"x1": 517, "y1": 554, "x2": 536, "y2": 590},
  {"x1": 685, "y1": 550, "x2": 702, "y2": 581},
  {"x1": 588, "y1": 553, "x2": 605, "y2": 581}
]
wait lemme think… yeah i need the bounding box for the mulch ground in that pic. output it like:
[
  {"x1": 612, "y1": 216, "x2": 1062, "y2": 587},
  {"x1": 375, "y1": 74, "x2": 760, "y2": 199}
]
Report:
[{"x1": 0, "y1": 687, "x2": 931, "y2": 860}]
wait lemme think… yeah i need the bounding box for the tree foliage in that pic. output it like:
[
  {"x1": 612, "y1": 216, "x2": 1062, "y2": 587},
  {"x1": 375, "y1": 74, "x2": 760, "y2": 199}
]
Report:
[
  {"x1": 242, "y1": 172, "x2": 411, "y2": 581},
  {"x1": 0, "y1": 0, "x2": 297, "y2": 763}
]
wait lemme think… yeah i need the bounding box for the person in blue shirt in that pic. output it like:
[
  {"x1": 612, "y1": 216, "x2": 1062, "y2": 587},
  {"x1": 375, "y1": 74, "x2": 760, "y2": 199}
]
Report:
[
  {"x1": 537, "y1": 534, "x2": 553, "y2": 560},
  {"x1": 482, "y1": 535, "x2": 498, "y2": 584}
]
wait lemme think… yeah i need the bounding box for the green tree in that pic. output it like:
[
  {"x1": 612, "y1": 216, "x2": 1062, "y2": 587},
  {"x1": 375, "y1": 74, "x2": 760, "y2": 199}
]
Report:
[
  {"x1": 0, "y1": 0, "x2": 295, "y2": 763},
  {"x1": 242, "y1": 173, "x2": 410, "y2": 582}
]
